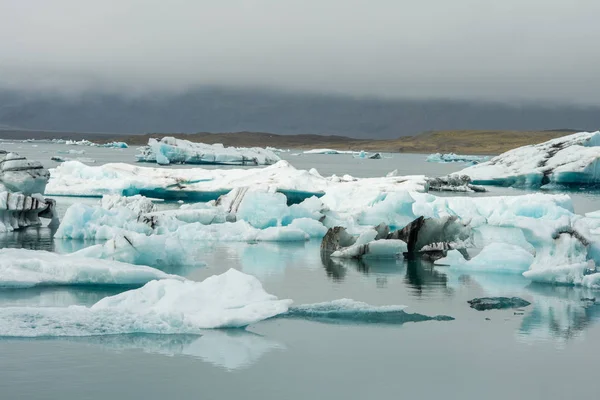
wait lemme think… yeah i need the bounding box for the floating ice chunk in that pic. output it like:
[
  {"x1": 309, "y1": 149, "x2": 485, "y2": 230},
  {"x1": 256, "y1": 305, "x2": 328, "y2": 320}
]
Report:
[
  {"x1": 54, "y1": 203, "x2": 154, "y2": 240},
  {"x1": 0, "y1": 269, "x2": 292, "y2": 336},
  {"x1": 302, "y1": 149, "x2": 358, "y2": 155},
  {"x1": 66, "y1": 139, "x2": 98, "y2": 146},
  {"x1": 467, "y1": 297, "x2": 531, "y2": 311},
  {"x1": 0, "y1": 151, "x2": 50, "y2": 195},
  {"x1": 456, "y1": 131, "x2": 600, "y2": 188},
  {"x1": 331, "y1": 239, "x2": 407, "y2": 259},
  {"x1": 286, "y1": 299, "x2": 454, "y2": 324},
  {"x1": 0, "y1": 248, "x2": 179, "y2": 288},
  {"x1": 136, "y1": 137, "x2": 280, "y2": 166},
  {"x1": 101, "y1": 142, "x2": 128, "y2": 148},
  {"x1": 439, "y1": 243, "x2": 534, "y2": 274},
  {"x1": 426, "y1": 153, "x2": 489, "y2": 164}
]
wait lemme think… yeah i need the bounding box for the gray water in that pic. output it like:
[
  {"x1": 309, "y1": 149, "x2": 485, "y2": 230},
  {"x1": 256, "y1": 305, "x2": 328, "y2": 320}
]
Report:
[{"x1": 1, "y1": 141, "x2": 600, "y2": 400}]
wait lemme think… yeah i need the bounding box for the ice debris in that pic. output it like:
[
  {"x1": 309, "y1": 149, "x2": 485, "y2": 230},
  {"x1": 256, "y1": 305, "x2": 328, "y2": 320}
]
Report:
[{"x1": 456, "y1": 131, "x2": 600, "y2": 188}]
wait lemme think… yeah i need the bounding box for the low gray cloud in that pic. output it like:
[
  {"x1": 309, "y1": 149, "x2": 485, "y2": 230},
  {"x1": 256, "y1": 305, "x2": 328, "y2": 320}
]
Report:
[{"x1": 1, "y1": 0, "x2": 599, "y2": 103}]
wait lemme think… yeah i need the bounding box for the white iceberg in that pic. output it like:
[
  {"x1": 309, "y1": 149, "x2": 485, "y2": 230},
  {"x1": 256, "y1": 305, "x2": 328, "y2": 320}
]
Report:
[
  {"x1": 65, "y1": 139, "x2": 98, "y2": 146},
  {"x1": 0, "y1": 248, "x2": 180, "y2": 288},
  {"x1": 0, "y1": 269, "x2": 293, "y2": 336},
  {"x1": 46, "y1": 159, "x2": 427, "y2": 202},
  {"x1": 136, "y1": 137, "x2": 280, "y2": 166},
  {"x1": 456, "y1": 131, "x2": 600, "y2": 188},
  {"x1": 302, "y1": 148, "x2": 359, "y2": 155}
]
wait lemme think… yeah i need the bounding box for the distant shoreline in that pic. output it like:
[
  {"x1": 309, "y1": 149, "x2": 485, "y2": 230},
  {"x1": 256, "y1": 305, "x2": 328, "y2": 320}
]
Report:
[{"x1": 0, "y1": 129, "x2": 578, "y2": 155}]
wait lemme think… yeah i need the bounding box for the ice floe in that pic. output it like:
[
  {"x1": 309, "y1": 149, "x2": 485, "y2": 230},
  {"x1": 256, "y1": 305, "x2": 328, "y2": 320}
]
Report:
[
  {"x1": 0, "y1": 248, "x2": 179, "y2": 288},
  {"x1": 456, "y1": 131, "x2": 600, "y2": 188},
  {"x1": 136, "y1": 137, "x2": 280, "y2": 165}
]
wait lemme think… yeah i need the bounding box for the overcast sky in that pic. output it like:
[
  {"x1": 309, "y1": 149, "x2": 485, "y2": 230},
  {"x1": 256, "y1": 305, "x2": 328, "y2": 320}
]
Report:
[{"x1": 1, "y1": 0, "x2": 599, "y2": 103}]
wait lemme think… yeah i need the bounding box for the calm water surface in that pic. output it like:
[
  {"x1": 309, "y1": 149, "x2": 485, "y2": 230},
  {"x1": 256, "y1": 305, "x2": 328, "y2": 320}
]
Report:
[{"x1": 1, "y1": 141, "x2": 599, "y2": 400}]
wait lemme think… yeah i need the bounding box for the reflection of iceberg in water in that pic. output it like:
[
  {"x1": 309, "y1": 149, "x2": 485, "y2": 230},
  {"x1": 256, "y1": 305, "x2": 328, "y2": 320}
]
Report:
[
  {"x1": 322, "y1": 255, "x2": 453, "y2": 296},
  {"x1": 517, "y1": 284, "x2": 600, "y2": 345},
  {"x1": 60, "y1": 330, "x2": 285, "y2": 371},
  {"x1": 443, "y1": 269, "x2": 600, "y2": 344},
  {"x1": 242, "y1": 241, "x2": 311, "y2": 278}
]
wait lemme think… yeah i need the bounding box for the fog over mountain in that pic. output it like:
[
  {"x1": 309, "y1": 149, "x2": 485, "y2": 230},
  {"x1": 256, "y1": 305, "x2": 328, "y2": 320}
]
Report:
[
  {"x1": 0, "y1": 88, "x2": 599, "y2": 138},
  {"x1": 1, "y1": 1, "x2": 599, "y2": 137}
]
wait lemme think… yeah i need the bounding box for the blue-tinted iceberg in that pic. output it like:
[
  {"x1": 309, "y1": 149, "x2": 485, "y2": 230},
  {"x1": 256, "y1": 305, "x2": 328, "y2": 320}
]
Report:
[
  {"x1": 456, "y1": 131, "x2": 600, "y2": 188},
  {"x1": 101, "y1": 141, "x2": 128, "y2": 148},
  {"x1": 0, "y1": 248, "x2": 179, "y2": 288},
  {"x1": 426, "y1": 153, "x2": 489, "y2": 164},
  {"x1": 136, "y1": 137, "x2": 280, "y2": 166}
]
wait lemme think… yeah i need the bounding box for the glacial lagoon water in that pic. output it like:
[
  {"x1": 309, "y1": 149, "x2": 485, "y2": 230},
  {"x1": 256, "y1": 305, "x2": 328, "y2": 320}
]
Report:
[{"x1": 1, "y1": 141, "x2": 600, "y2": 399}]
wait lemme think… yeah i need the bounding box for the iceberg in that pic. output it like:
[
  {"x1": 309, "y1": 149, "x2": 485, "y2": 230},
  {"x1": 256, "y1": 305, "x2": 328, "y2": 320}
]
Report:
[
  {"x1": 467, "y1": 297, "x2": 531, "y2": 311},
  {"x1": 101, "y1": 141, "x2": 128, "y2": 149},
  {"x1": 1, "y1": 151, "x2": 49, "y2": 195},
  {"x1": 0, "y1": 269, "x2": 293, "y2": 336},
  {"x1": 456, "y1": 131, "x2": 600, "y2": 188},
  {"x1": 426, "y1": 153, "x2": 489, "y2": 164},
  {"x1": 302, "y1": 148, "x2": 359, "y2": 155},
  {"x1": 65, "y1": 139, "x2": 98, "y2": 146},
  {"x1": 46, "y1": 159, "x2": 427, "y2": 202},
  {"x1": 54, "y1": 193, "x2": 321, "y2": 243},
  {"x1": 136, "y1": 137, "x2": 280, "y2": 166},
  {"x1": 0, "y1": 248, "x2": 180, "y2": 288},
  {"x1": 0, "y1": 150, "x2": 57, "y2": 232}
]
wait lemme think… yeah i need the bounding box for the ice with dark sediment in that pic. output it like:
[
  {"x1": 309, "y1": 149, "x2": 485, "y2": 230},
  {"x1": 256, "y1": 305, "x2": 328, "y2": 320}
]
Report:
[
  {"x1": 0, "y1": 150, "x2": 57, "y2": 232},
  {"x1": 455, "y1": 131, "x2": 600, "y2": 188}
]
